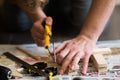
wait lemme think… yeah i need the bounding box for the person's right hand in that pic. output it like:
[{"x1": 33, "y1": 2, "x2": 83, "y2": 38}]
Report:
[{"x1": 31, "y1": 17, "x2": 53, "y2": 46}]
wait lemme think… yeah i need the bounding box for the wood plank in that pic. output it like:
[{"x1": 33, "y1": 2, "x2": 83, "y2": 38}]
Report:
[{"x1": 91, "y1": 54, "x2": 107, "y2": 72}]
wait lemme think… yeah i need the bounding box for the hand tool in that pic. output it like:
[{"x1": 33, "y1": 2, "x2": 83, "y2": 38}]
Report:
[
  {"x1": 3, "y1": 52, "x2": 57, "y2": 80},
  {"x1": 44, "y1": 24, "x2": 51, "y2": 49},
  {"x1": 53, "y1": 42, "x2": 56, "y2": 63},
  {"x1": 0, "y1": 65, "x2": 12, "y2": 80},
  {"x1": 3, "y1": 52, "x2": 49, "y2": 79},
  {"x1": 24, "y1": 62, "x2": 57, "y2": 77},
  {"x1": 22, "y1": 62, "x2": 48, "y2": 75},
  {"x1": 43, "y1": 22, "x2": 56, "y2": 63}
]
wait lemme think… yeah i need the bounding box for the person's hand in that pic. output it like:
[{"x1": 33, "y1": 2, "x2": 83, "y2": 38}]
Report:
[
  {"x1": 31, "y1": 17, "x2": 53, "y2": 46},
  {"x1": 55, "y1": 35, "x2": 96, "y2": 75}
]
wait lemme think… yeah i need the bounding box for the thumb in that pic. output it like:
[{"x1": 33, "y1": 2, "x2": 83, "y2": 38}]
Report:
[{"x1": 45, "y1": 16, "x2": 53, "y2": 29}]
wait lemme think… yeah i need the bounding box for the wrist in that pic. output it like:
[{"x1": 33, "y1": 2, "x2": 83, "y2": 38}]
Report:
[
  {"x1": 28, "y1": 7, "x2": 47, "y2": 23},
  {"x1": 77, "y1": 33, "x2": 98, "y2": 42}
]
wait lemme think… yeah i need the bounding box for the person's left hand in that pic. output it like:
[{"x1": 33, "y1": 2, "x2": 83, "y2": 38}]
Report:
[{"x1": 55, "y1": 35, "x2": 96, "y2": 75}]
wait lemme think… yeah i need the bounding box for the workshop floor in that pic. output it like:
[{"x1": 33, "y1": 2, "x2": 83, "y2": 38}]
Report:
[{"x1": 0, "y1": 5, "x2": 120, "y2": 44}]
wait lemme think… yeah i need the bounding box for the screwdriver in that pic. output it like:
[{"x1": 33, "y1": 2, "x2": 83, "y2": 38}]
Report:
[
  {"x1": 53, "y1": 42, "x2": 56, "y2": 63},
  {"x1": 44, "y1": 24, "x2": 51, "y2": 49},
  {"x1": 43, "y1": 24, "x2": 56, "y2": 63}
]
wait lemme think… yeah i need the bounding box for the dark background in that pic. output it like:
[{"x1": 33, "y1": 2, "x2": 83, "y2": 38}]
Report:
[{"x1": 0, "y1": 0, "x2": 120, "y2": 44}]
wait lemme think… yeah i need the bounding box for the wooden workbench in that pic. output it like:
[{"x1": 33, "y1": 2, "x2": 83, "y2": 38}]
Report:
[{"x1": 0, "y1": 40, "x2": 120, "y2": 80}]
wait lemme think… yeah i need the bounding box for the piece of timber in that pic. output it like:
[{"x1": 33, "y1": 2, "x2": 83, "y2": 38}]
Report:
[
  {"x1": 16, "y1": 47, "x2": 41, "y2": 60},
  {"x1": 91, "y1": 54, "x2": 107, "y2": 72},
  {"x1": 92, "y1": 48, "x2": 111, "y2": 72},
  {"x1": 93, "y1": 48, "x2": 112, "y2": 55},
  {"x1": 111, "y1": 48, "x2": 120, "y2": 55},
  {"x1": 91, "y1": 47, "x2": 120, "y2": 72},
  {"x1": 97, "y1": 66, "x2": 107, "y2": 72}
]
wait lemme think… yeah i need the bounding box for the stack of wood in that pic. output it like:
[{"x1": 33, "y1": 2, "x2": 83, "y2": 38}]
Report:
[{"x1": 91, "y1": 47, "x2": 120, "y2": 72}]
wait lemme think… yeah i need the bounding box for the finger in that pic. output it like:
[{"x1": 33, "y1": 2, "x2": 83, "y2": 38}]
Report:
[
  {"x1": 32, "y1": 31, "x2": 44, "y2": 40},
  {"x1": 59, "y1": 50, "x2": 76, "y2": 75},
  {"x1": 70, "y1": 52, "x2": 83, "y2": 71},
  {"x1": 55, "y1": 41, "x2": 69, "y2": 54},
  {"x1": 34, "y1": 38, "x2": 44, "y2": 46},
  {"x1": 45, "y1": 16, "x2": 53, "y2": 30},
  {"x1": 32, "y1": 21, "x2": 44, "y2": 34},
  {"x1": 36, "y1": 25, "x2": 45, "y2": 35},
  {"x1": 56, "y1": 47, "x2": 70, "y2": 64},
  {"x1": 82, "y1": 55, "x2": 90, "y2": 74}
]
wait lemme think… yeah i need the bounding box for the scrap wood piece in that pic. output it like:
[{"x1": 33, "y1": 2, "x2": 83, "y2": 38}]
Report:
[
  {"x1": 91, "y1": 54, "x2": 107, "y2": 72},
  {"x1": 92, "y1": 54, "x2": 107, "y2": 68},
  {"x1": 91, "y1": 47, "x2": 112, "y2": 72},
  {"x1": 97, "y1": 67, "x2": 107, "y2": 72},
  {"x1": 93, "y1": 47, "x2": 120, "y2": 55},
  {"x1": 93, "y1": 48, "x2": 112, "y2": 55},
  {"x1": 16, "y1": 46, "x2": 41, "y2": 60},
  {"x1": 91, "y1": 47, "x2": 120, "y2": 72},
  {"x1": 111, "y1": 48, "x2": 120, "y2": 55}
]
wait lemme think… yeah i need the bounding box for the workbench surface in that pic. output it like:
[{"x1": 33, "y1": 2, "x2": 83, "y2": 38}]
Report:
[{"x1": 0, "y1": 40, "x2": 120, "y2": 80}]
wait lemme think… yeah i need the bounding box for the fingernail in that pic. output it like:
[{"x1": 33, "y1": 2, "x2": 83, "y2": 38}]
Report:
[
  {"x1": 59, "y1": 70, "x2": 63, "y2": 75},
  {"x1": 47, "y1": 21, "x2": 51, "y2": 25},
  {"x1": 81, "y1": 72, "x2": 86, "y2": 76},
  {"x1": 46, "y1": 18, "x2": 52, "y2": 25},
  {"x1": 81, "y1": 70, "x2": 86, "y2": 76},
  {"x1": 71, "y1": 65, "x2": 75, "y2": 70}
]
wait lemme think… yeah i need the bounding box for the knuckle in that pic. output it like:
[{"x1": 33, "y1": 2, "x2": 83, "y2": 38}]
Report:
[
  {"x1": 84, "y1": 60, "x2": 89, "y2": 64},
  {"x1": 63, "y1": 40, "x2": 69, "y2": 44},
  {"x1": 71, "y1": 46, "x2": 77, "y2": 51},
  {"x1": 86, "y1": 53, "x2": 91, "y2": 57},
  {"x1": 71, "y1": 61, "x2": 76, "y2": 66},
  {"x1": 59, "y1": 54, "x2": 64, "y2": 59},
  {"x1": 66, "y1": 57, "x2": 71, "y2": 61}
]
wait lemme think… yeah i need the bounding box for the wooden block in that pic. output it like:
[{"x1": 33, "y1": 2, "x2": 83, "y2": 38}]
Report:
[
  {"x1": 97, "y1": 67, "x2": 107, "y2": 72},
  {"x1": 92, "y1": 54, "x2": 107, "y2": 68},
  {"x1": 93, "y1": 48, "x2": 112, "y2": 55},
  {"x1": 92, "y1": 47, "x2": 120, "y2": 72},
  {"x1": 111, "y1": 48, "x2": 120, "y2": 55},
  {"x1": 91, "y1": 54, "x2": 107, "y2": 72}
]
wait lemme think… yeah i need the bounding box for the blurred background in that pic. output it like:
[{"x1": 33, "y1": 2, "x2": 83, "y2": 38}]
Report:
[
  {"x1": 99, "y1": 0, "x2": 120, "y2": 40},
  {"x1": 0, "y1": 0, "x2": 120, "y2": 44}
]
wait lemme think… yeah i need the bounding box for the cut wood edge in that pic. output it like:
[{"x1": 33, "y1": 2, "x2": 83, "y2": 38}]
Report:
[{"x1": 91, "y1": 54, "x2": 107, "y2": 72}]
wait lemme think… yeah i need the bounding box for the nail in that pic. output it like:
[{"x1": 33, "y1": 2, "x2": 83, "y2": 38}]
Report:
[
  {"x1": 71, "y1": 65, "x2": 75, "y2": 70},
  {"x1": 59, "y1": 70, "x2": 63, "y2": 75}
]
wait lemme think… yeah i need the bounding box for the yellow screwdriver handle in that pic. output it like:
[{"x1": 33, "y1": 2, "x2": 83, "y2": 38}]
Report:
[
  {"x1": 49, "y1": 72, "x2": 53, "y2": 80},
  {"x1": 44, "y1": 24, "x2": 51, "y2": 49}
]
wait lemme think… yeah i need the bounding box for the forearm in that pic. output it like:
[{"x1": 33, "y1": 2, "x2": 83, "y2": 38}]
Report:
[
  {"x1": 79, "y1": 0, "x2": 115, "y2": 41},
  {"x1": 14, "y1": 0, "x2": 46, "y2": 22}
]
